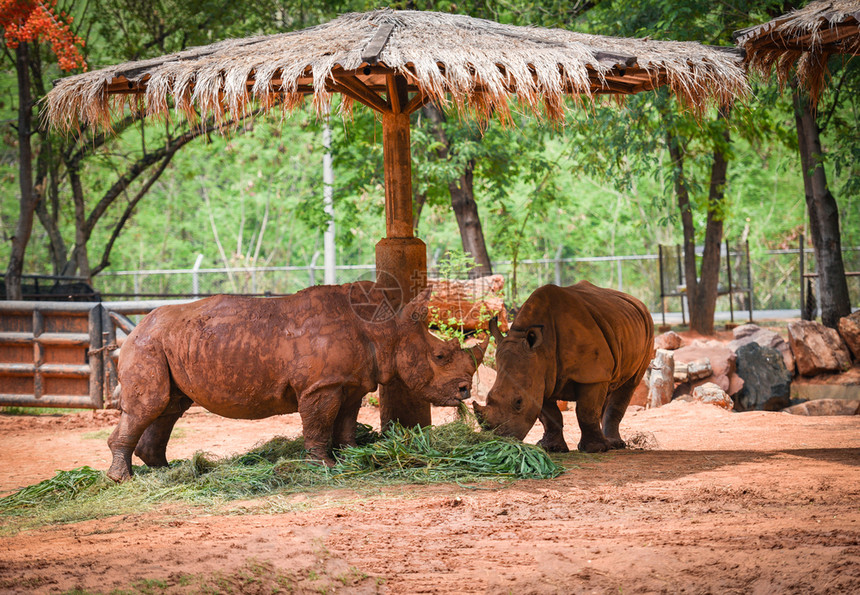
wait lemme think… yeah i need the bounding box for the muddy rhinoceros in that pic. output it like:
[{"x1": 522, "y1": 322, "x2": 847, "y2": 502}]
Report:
[
  {"x1": 473, "y1": 281, "x2": 653, "y2": 453},
  {"x1": 108, "y1": 283, "x2": 486, "y2": 481}
]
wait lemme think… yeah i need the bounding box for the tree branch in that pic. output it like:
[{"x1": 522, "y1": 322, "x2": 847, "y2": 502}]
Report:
[
  {"x1": 66, "y1": 114, "x2": 139, "y2": 165},
  {"x1": 82, "y1": 119, "x2": 232, "y2": 236},
  {"x1": 818, "y1": 63, "x2": 850, "y2": 133},
  {"x1": 91, "y1": 151, "x2": 176, "y2": 276}
]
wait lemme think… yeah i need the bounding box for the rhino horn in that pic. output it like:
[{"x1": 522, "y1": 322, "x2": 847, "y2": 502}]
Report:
[{"x1": 488, "y1": 316, "x2": 505, "y2": 344}]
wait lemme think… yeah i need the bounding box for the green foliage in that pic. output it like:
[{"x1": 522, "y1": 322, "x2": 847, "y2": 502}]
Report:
[
  {"x1": 0, "y1": 466, "x2": 106, "y2": 511},
  {"x1": 434, "y1": 248, "x2": 479, "y2": 279},
  {"x1": 1, "y1": 407, "x2": 88, "y2": 415},
  {"x1": 0, "y1": 0, "x2": 857, "y2": 316},
  {"x1": 337, "y1": 422, "x2": 563, "y2": 481}
]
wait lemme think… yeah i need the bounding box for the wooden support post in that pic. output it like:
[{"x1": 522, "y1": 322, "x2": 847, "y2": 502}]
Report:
[{"x1": 375, "y1": 74, "x2": 430, "y2": 429}]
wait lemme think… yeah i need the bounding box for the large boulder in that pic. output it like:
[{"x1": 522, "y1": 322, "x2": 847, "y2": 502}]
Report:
[
  {"x1": 838, "y1": 310, "x2": 860, "y2": 361},
  {"x1": 733, "y1": 342, "x2": 792, "y2": 411},
  {"x1": 429, "y1": 274, "x2": 509, "y2": 332},
  {"x1": 672, "y1": 340, "x2": 744, "y2": 397},
  {"x1": 788, "y1": 321, "x2": 852, "y2": 376},
  {"x1": 783, "y1": 399, "x2": 860, "y2": 416},
  {"x1": 729, "y1": 323, "x2": 795, "y2": 375},
  {"x1": 655, "y1": 331, "x2": 682, "y2": 351}
]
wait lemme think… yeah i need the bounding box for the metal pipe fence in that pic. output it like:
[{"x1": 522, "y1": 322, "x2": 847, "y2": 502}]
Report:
[{"x1": 87, "y1": 246, "x2": 860, "y2": 313}]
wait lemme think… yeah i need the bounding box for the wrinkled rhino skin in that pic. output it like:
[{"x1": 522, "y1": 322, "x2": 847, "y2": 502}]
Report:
[
  {"x1": 108, "y1": 283, "x2": 485, "y2": 481},
  {"x1": 474, "y1": 282, "x2": 654, "y2": 453}
]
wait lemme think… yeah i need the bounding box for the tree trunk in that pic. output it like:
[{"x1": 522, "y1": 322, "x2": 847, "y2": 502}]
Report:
[
  {"x1": 667, "y1": 110, "x2": 730, "y2": 336},
  {"x1": 421, "y1": 105, "x2": 493, "y2": 276},
  {"x1": 412, "y1": 190, "x2": 427, "y2": 232},
  {"x1": 666, "y1": 131, "x2": 699, "y2": 319},
  {"x1": 691, "y1": 140, "x2": 729, "y2": 335},
  {"x1": 793, "y1": 87, "x2": 852, "y2": 328},
  {"x1": 5, "y1": 43, "x2": 37, "y2": 300},
  {"x1": 448, "y1": 159, "x2": 493, "y2": 276},
  {"x1": 35, "y1": 143, "x2": 68, "y2": 275}
]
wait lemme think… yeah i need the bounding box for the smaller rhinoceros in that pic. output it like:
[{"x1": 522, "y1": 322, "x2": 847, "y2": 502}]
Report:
[
  {"x1": 474, "y1": 282, "x2": 653, "y2": 453},
  {"x1": 108, "y1": 283, "x2": 486, "y2": 481}
]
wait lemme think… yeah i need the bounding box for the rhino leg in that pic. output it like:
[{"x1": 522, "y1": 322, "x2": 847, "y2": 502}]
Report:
[
  {"x1": 134, "y1": 395, "x2": 193, "y2": 467},
  {"x1": 332, "y1": 388, "x2": 364, "y2": 449},
  {"x1": 602, "y1": 376, "x2": 639, "y2": 450},
  {"x1": 574, "y1": 382, "x2": 612, "y2": 453},
  {"x1": 108, "y1": 346, "x2": 173, "y2": 482},
  {"x1": 298, "y1": 386, "x2": 343, "y2": 466},
  {"x1": 537, "y1": 399, "x2": 569, "y2": 453}
]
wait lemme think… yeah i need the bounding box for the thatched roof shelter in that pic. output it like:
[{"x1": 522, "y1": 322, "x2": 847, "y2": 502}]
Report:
[
  {"x1": 45, "y1": 9, "x2": 747, "y2": 130},
  {"x1": 735, "y1": 0, "x2": 860, "y2": 103}
]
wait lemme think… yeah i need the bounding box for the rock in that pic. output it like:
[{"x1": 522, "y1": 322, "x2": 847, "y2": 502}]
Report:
[
  {"x1": 676, "y1": 382, "x2": 734, "y2": 410},
  {"x1": 689, "y1": 359, "x2": 712, "y2": 381},
  {"x1": 647, "y1": 349, "x2": 674, "y2": 409},
  {"x1": 470, "y1": 364, "x2": 497, "y2": 404},
  {"x1": 672, "y1": 340, "x2": 744, "y2": 396},
  {"x1": 733, "y1": 343, "x2": 792, "y2": 411},
  {"x1": 729, "y1": 323, "x2": 795, "y2": 375},
  {"x1": 655, "y1": 331, "x2": 682, "y2": 351},
  {"x1": 428, "y1": 274, "x2": 509, "y2": 333},
  {"x1": 838, "y1": 310, "x2": 860, "y2": 361},
  {"x1": 732, "y1": 324, "x2": 760, "y2": 340},
  {"x1": 674, "y1": 358, "x2": 712, "y2": 383},
  {"x1": 788, "y1": 321, "x2": 852, "y2": 376},
  {"x1": 791, "y1": 365, "x2": 860, "y2": 402},
  {"x1": 783, "y1": 399, "x2": 860, "y2": 416}
]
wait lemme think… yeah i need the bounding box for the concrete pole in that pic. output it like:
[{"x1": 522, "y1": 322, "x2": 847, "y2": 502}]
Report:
[
  {"x1": 192, "y1": 253, "x2": 204, "y2": 298},
  {"x1": 323, "y1": 113, "x2": 336, "y2": 285}
]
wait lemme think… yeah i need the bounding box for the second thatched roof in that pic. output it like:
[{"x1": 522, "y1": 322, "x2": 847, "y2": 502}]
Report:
[
  {"x1": 46, "y1": 9, "x2": 748, "y2": 130},
  {"x1": 736, "y1": 0, "x2": 860, "y2": 102}
]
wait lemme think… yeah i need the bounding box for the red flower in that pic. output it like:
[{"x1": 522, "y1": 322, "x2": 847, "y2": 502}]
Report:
[{"x1": 1, "y1": 0, "x2": 86, "y2": 71}]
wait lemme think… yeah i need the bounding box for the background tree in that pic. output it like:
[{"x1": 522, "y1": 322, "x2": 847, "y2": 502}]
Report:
[
  {"x1": 2, "y1": 0, "x2": 339, "y2": 296},
  {"x1": 1, "y1": 0, "x2": 86, "y2": 299},
  {"x1": 565, "y1": 0, "x2": 786, "y2": 334}
]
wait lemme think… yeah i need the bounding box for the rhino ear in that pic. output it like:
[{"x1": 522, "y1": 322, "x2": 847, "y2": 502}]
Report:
[
  {"x1": 399, "y1": 286, "x2": 432, "y2": 324},
  {"x1": 470, "y1": 334, "x2": 489, "y2": 365},
  {"x1": 525, "y1": 326, "x2": 543, "y2": 350}
]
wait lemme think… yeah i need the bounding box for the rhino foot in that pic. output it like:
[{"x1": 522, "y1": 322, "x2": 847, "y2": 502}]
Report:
[
  {"x1": 577, "y1": 439, "x2": 610, "y2": 453},
  {"x1": 606, "y1": 437, "x2": 627, "y2": 450},
  {"x1": 107, "y1": 458, "x2": 133, "y2": 483},
  {"x1": 305, "y1": 446, "x2": 336, "y2": 467},
  {"x1": 538, "y1": 437, "x2": 570, "y2": 453}
]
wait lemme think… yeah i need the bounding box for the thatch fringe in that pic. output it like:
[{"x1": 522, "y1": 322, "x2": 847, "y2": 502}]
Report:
[
  {"x1": 45, "y1": 9, "x2": 748, "y2": 130},
  {"x1": 736, "y1": 0, "x2": 860, "y2": 104}
]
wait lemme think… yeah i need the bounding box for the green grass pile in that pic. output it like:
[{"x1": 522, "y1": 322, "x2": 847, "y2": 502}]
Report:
[{"x1": 0, "y1": 419, "x2": 563, "y2": 527}]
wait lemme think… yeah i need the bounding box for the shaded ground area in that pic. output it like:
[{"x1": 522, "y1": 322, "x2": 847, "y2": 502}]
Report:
[{"x1": 1, "y1": 402, "x2": 859, "y2": 594}]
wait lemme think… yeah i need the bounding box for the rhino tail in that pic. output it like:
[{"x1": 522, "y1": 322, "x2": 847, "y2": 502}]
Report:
[{"x1": 112, "y1": 383, "x2": 123, "y2": 410}]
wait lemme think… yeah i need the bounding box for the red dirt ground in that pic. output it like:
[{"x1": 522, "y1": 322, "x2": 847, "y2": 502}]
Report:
[{"x1": 1, "y1": 401, "x2": 859, "y2": 594}]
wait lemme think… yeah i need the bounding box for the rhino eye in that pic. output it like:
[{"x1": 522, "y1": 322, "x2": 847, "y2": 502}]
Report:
[
  {"x1": 513, "y1": 397, "x2": 523, "y2": 411},
  {"x1": 434, "y1": 353, "x2": 446, "y2": 361}
]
